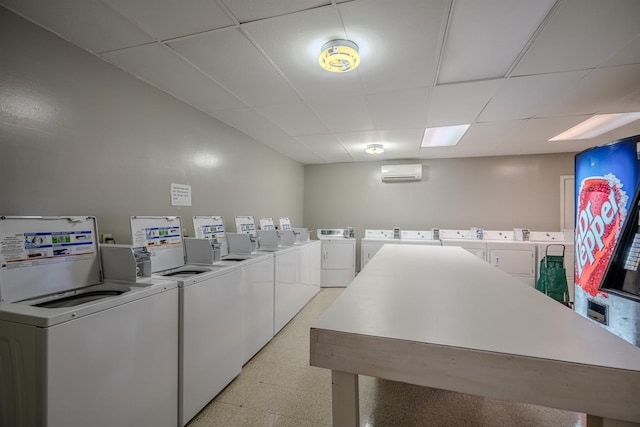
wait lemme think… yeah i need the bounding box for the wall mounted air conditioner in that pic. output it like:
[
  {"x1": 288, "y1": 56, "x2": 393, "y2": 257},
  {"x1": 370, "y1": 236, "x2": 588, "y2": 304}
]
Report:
[{"x1": 381, "y1": 164, "x2": 422, "y2": 182}]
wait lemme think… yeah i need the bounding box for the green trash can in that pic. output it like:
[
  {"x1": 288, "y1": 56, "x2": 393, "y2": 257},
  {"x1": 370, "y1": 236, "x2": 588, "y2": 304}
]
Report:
[{"x1": 536, "y1": 244, "x2": 569, "y2": 304}]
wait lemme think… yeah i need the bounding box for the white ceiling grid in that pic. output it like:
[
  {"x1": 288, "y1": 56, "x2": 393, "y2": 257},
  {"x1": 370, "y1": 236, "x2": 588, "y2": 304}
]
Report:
[{"x1": 1, "y1": 0, "x2": 640, "y2": 164}]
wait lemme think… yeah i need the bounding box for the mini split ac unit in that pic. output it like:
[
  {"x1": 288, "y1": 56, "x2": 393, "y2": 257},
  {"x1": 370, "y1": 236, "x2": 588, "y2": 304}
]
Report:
[{"x1": 381, "y1": 164, "x2": 422, "y2": 182}]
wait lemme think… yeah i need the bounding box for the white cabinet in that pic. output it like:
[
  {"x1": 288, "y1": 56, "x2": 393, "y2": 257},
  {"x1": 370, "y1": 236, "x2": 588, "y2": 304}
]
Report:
[
  {"x1": 321, "y1": 239, "x2": 356, "y2": 287},
  {"x1": 487, "y1": 242, "x2": 536, "y2": 287}
]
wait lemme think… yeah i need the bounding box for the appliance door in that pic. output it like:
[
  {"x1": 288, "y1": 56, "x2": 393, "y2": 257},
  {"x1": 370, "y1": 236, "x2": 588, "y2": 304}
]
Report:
[
  {"x1": 322, "y1": 241, "x2": 355, "y2": 270},
  {"x1": 44, "y1": 288, "x2": 179, "y2": 427},
  {"x1": 488, "y1": 245, "x2": 535, "y2": 276}
]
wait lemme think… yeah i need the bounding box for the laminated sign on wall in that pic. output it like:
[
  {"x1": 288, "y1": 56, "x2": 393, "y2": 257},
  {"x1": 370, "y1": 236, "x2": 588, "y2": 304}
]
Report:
[{"x1": 171, "y1": 183, "x2": 191, "y2": 206}]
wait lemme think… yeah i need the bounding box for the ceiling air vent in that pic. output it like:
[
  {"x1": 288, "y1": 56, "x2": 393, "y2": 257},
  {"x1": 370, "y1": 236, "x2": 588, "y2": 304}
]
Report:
[{"x1": 381, "y1": 164, "x2": 422, "y2": 182}]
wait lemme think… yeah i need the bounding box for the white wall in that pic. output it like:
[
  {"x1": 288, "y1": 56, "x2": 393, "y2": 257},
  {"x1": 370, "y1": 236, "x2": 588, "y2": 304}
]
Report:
[
  {"x1": 305, "y1": 155, "x2": 575, "y2": 269},
  {"x1": 0, "y1": 8, "x2": 304, "y2": 244}
]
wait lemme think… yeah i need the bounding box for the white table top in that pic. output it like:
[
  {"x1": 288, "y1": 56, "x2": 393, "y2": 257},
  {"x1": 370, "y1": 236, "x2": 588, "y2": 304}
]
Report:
[{"x1": 314, "y1": 245, "x2": 640, "y2": 372}]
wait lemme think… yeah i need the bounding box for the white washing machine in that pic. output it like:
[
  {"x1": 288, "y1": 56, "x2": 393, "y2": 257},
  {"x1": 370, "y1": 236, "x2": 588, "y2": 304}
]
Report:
[
  {"x1": 257, "y1": 217, "x2": 320, "y2": 335},
  {"x1": 130, "y1": 216, "x2": 242, "y2": 426},
  {"x1": 318, "y1": 229, "x2": 356, "y2": 287},
  {"x1": 0, "y1": 216, "x2": 179, "y2": 427},
  {"x1": 193, "y1": 215, "x2": 275, "y2": 366}
]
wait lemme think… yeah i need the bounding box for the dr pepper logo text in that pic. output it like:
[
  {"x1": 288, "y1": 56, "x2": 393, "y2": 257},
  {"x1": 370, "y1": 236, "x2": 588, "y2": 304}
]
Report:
[{"x1": 575, "y1": 174, "x2": 628, "y2": 296}]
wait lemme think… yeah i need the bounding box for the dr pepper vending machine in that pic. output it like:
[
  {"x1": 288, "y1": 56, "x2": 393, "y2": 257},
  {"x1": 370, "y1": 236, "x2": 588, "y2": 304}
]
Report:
[{"x1": 575, "y1": 134, "x2": 640, "y2": 346}]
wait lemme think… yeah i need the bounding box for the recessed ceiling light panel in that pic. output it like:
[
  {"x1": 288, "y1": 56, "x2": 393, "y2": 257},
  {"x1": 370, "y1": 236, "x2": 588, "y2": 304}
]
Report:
[
  {"x1": 421, "y1": 124, "x2": 470, "y2": 147},
  {"x1": 550, "y1": 113, "x2": 640, "y2": 141},
  {"x1": 318, "y1": 39, "x2": 360, "y2": 73}
]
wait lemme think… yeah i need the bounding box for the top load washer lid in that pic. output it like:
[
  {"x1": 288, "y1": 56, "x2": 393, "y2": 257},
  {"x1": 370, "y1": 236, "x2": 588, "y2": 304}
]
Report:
[
  {"x1": 0, "y1": 279, "x2": 177, "y2": 327},
  {"x1": 193, "y1": 215, "x2": 226, "y2": 240},
  {"x1": 193, "y1": 215, "x2": 228, "y2": 257},
  {"x1": 0, "y1": 216, "x2": 101, "y2": 303},
  {"x1": 130, "y1": 216, "x2": 185, "y2": 273},
  {"x1": 259, "y1": 218, "x2": 275, "y2": 230},
  {"x1": 235, "y1": 216, "x2": 257, "y2": 236},
  {"x1": 279, "y1": 218, "x2": 292, "y2": 231}
]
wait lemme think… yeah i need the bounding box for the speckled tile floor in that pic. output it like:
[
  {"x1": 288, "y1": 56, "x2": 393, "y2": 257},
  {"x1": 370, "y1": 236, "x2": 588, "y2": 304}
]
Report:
[{"x1": 187, "y1": 288, "x2": 587, "y2": 427}]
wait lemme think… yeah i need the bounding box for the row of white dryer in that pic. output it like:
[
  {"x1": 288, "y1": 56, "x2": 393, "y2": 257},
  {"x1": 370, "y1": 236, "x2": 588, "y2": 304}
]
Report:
[
  {"x1": 0, "y1": 215, "x2": 321, "y2": 427},
  {"x1": 361, "y1": 229, "x2": 575, "y2": 301}
]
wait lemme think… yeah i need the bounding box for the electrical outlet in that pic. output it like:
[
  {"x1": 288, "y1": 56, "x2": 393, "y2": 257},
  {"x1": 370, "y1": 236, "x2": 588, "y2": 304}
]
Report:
[{"x1": 101, "y1": 233, "x2": 112, "y2": 244}]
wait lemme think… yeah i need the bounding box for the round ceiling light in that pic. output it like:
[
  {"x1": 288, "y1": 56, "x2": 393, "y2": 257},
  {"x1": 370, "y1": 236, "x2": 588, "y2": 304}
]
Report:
[
  {"x1": 365, "y1": 144, "x2": 384, "y2": 155},
  {"x1": 318, "y1": 39, "x2": 360, "y2": 73}
]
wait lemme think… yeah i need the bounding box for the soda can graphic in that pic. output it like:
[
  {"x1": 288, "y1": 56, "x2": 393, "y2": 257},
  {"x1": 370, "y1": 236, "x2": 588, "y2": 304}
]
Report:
[{"x1": 575, "y1": 174, "x2": 628, "y2": 296}]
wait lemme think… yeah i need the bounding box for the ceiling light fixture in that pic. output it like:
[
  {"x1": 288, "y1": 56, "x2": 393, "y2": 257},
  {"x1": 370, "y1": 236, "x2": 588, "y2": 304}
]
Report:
[
  {"x1": 365, "y1": 143, "x2": 384, "y2": 155},
  {"x1": 318, "y1": 39, "x2": 360, "y2": 73},
  {"x1": 421, "y1": 124, "x2": 470, "y2": 147},
  {"x1": 549, "y1": 112, "x2": 640, "y2": 141}
]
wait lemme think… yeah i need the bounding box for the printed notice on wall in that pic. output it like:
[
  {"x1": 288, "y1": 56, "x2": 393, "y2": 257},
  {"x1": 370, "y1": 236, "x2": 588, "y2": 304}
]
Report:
[{"x1": 171, "y1": 183, "x2": 192, "y2": 206}]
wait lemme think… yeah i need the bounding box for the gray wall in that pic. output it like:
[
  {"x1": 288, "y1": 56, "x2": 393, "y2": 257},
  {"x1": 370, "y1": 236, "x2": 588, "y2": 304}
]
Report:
[
  {"x1": 0, "y1": 9, "x2": 304, "y2": 244},
  {"x1": 304, "y1": 155, "x2": 575, "y2": 269},
  {"x1": 1, "y1": 8, "x2": 576, "y2": 257}
]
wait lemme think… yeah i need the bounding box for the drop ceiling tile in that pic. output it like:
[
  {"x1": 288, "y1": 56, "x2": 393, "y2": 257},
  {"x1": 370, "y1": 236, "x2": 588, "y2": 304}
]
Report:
[
  {"x1": 538, "y1": 64, "x2": 640, "y2": 117},
  {"x1": 255, "y1": 102, "x2": 328, "y2": 136},
  {"x1": 339, "y1": 0, "x2": 448, "y2": 92},
  {"x1": 296, "y1": 134, "x2": 348, "y2": 156},
  {"x1": 431, "y1": 120, "x2": 526, "y2": 158},
  {"x1": 512, "y1": 0, "x2": 640, "y2": 76},
  {"x1": 438, "y1": 0, "x2": 556, "y2": 84},
  {"x1": 309, "y1": 95, "x2": 374, "y2": 133},
  {"x1": 221, "y1": 0, "x2": 330, "y2": 23},
  {"x1": 604, "y1": 35, "x2": 640, "y2": 67},
  {"x1": 366, "y1": 88, "x2": 429, "y2": 129},
  {"x1": 478, "y1": 70, "x2": 589, "y2": 122},
  {"x1": 260, "y1": 135, "x2": 325, "y2": 163},
  {"x1": 213, "y1": 108, "x2": 291, "y2": 140},
  {"x1": 106, "y1": 0, "x2": 235, "y2": 40},
  {"x1": 426, "y1": 80, "x2": 500, "y2": 127},
  {"x1": 0, "y1": 0, "x2": 153, "y2": 53},
  {"x1": 101, "y1": 43, "x2": 246, "y2": 113},
  {"x1": 242, "y1": 5, "x2": 364, "y2": 100},
  {"x1": 168, "y1": 27, "x2": 299, "y2": 108},
  {"x1": 609, "y1": 87, "x2": 640, "y2": 114},
  {"x1": 379, "y1": 129, "x2": 424, "y2": 151},
  {"x1": 334, "y1": 131, "x2": 380, "y2": 149},
  {"x1": 317, "y1": 153, "x2": 354, "y2": 163}
]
